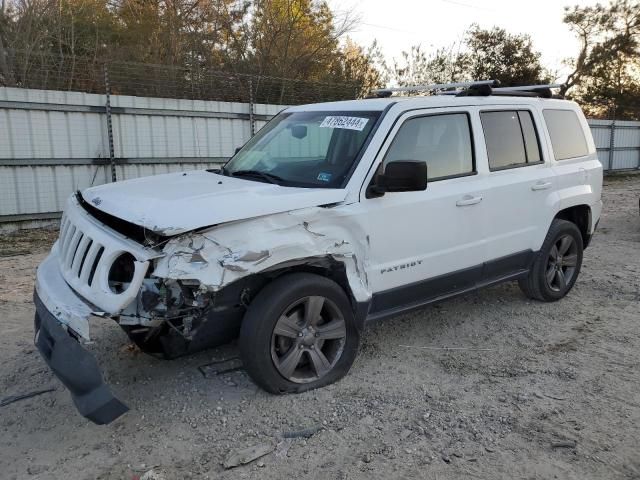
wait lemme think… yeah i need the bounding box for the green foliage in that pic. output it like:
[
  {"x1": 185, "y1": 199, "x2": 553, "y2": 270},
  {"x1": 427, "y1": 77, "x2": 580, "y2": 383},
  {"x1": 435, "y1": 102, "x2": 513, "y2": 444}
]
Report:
[
  {"x1": 392, "y1": 44, "x2": 462, "y2": 87},
  {"x1": 390, "y1": 26, "x2": 550, "y2": 89},
  {"x1": 249, "y1": 0, "x2": 337, "y2": 79},
  {"x1": 0, "y1": 0, "x2": 382, "y2": 100},
  {"x1": 459, "y1": 26, "x2": 551, "y2": 86},
  {"x1": 332, "y1": 39, "x2": 388, "y2": 95}
]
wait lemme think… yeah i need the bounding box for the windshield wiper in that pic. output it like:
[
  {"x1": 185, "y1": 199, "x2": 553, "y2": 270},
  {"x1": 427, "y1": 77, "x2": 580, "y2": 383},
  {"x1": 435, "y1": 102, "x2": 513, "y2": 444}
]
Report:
[{"x1": 231, "y1": 170, "x2": 284, "y2": 185}]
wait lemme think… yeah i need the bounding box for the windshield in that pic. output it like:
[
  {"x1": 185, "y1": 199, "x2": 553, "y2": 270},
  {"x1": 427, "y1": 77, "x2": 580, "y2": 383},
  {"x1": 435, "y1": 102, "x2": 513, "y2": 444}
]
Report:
[{"x1": 223, "y1": 111, "x2": 381, "y2": 188}]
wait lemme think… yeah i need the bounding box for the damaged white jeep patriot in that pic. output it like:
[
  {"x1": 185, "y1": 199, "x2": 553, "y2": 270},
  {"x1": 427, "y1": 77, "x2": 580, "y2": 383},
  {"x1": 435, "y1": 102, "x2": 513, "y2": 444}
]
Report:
[{"x1": 34, "y1": 82, "x2": 602, "y2": 424}]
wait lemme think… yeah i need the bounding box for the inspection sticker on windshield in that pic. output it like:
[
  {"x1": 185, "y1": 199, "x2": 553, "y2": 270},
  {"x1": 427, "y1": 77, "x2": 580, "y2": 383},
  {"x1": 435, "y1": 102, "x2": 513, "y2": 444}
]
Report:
[{"x1": 320, "y1": 116, "x2": 369, "y2": 131}]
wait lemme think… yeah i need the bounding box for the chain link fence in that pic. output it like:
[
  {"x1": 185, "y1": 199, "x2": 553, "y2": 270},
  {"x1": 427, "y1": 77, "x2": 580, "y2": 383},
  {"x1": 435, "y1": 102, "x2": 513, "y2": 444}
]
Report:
[{"x1": 2, "y1": 49, "x2": 360, "y2": 105}]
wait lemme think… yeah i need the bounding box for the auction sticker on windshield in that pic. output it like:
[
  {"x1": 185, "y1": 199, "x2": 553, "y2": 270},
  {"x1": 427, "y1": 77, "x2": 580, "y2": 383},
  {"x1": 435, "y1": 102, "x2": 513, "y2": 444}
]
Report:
[{"x1": 320, "y1": 116, "x2": 369, "y2": 131}]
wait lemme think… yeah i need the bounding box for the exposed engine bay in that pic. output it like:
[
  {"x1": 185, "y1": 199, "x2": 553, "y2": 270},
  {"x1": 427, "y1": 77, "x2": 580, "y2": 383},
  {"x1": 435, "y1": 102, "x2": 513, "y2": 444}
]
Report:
[{"x1": 115, "y1": 274, "x2": 261, "y2": 358}]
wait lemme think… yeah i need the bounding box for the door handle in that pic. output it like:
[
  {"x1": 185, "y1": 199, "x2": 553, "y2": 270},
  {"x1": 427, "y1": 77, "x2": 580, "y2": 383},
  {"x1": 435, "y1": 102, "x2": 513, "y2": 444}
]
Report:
[
  {"x1": 456, "y1": 195, "x2": 483, "y2": 207},
  {"x1": 531, "y1": 181, "x2": 552, "y2": 191}
]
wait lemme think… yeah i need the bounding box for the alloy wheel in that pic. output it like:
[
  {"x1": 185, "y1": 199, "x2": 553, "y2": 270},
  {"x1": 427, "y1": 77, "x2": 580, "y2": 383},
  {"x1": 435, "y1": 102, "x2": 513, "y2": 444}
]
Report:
[
  {"x1": 270, "y1": 296, "x2": 347, "y2": 383},
  {"x1": 546, "y1": 234, "x2": 579, "y2": 292}
]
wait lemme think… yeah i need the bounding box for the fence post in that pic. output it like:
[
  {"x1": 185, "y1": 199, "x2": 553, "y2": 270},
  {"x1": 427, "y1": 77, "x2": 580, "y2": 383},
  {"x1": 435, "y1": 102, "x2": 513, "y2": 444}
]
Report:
[
  {"x1": 103, "y1": 64, "x2": 117, "y2": 182},
  {"x1": 608, "y1": 106, "x2": 617, "y2": 172},
  {"x1": 248, "y1": 78, "x2": 255, "y2": 136}
]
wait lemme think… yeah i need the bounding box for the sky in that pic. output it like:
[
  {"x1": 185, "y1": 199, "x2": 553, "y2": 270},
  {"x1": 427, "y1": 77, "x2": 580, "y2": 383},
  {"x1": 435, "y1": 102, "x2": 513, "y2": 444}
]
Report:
[{"x1": 327, "y1": 0, "x2": 601, "y2": 80}]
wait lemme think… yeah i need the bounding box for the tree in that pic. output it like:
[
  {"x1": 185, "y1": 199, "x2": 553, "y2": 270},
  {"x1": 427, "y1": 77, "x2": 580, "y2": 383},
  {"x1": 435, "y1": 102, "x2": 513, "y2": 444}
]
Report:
[
  {"x1": 458, "y1": 26, "x2": 550, "y2": 86},
  {"x1": 112, "y1": 0, "x2": 249, "y2": 67},
  {"x1": 248, "y1": 0, "x2": 351, "y2": 80},
  {"x1": 390, "y1": 26, "x2": 549, "y2": 89},
  {"x1": 240, "y1": 0, "x2": 380, "y2": 102},
  {"x1": 0, "y1": 3, "x2": 15, "y2": 85},
  {"x1": 0, "y1": 0, "x2": 120, "y2": 88},
  {"x1": 391, "y1": 44, "x2": 462, "y2": 88},
  {"x1": 333, "y1": 38, "x2": 387, "y2": 96},
  {"x1": 562, "y1": 0, "x2": 640, "y2": 119},
  {"x1": 0, "y1": 0, "x2": 384, "y2": 101}
]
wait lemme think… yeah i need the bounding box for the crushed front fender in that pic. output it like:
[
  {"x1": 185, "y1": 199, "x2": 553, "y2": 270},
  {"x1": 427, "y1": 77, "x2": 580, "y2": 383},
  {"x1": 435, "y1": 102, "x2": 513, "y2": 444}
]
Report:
[{"x1": 153, "y1": 206, "x2": 372, "y2": 303}]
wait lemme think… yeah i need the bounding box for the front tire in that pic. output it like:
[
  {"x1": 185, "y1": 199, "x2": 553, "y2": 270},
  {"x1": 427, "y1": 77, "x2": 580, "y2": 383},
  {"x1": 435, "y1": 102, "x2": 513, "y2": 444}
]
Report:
[
  {"x1": 239, "y1": 273, "x2": 360, "y2": 394},
  {"x1": 519, "y1": 219, "x2": 584, "y2": 302}
]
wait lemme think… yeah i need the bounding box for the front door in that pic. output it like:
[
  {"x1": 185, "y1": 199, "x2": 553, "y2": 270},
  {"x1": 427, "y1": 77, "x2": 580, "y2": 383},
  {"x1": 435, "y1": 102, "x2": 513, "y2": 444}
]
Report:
[{"x1": 361, "y1": 109, "x2": 488, "y2": 316}]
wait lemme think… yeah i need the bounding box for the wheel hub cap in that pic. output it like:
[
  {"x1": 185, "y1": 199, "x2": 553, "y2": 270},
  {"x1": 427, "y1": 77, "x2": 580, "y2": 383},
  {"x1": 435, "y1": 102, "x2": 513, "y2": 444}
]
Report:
[{"x1": 301, "y1": 327, "x2": 316, "y2": 346}]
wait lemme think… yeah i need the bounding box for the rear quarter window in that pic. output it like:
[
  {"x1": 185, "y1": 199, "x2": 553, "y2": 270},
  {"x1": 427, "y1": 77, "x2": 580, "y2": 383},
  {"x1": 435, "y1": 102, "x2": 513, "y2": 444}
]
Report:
[{"x1": 543, "y1": 109, "x2": 589, "y2": 160}]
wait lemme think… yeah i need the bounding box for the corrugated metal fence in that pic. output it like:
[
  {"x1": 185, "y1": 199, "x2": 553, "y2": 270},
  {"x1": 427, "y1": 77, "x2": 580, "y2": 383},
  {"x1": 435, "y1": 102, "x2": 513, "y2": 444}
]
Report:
[
  {"x1": 1, "y1": 87, "x2": 639, "y2": 226},
  {"x1": 0, "y1": 87, "x2": 286, "y2": 225},
  {"x1": 588, "y1": 119, "x2": 640, "y2": 171}
]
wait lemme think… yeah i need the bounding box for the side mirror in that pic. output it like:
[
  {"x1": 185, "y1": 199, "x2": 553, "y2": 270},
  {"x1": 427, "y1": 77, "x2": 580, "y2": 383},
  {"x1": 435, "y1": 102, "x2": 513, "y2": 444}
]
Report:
[{"x1": 368, "y1": 161, "x2": 427, "y2": 197}]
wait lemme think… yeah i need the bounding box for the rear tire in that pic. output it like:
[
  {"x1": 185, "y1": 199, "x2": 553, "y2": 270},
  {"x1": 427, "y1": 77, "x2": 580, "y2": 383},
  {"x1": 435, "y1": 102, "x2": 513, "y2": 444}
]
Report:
[
  {"x1": 519, "y1": 219, "x2": 583, "y2": 302},
  {"x1": 239, "y1": 273, "x2": 360, "y2": 394}
]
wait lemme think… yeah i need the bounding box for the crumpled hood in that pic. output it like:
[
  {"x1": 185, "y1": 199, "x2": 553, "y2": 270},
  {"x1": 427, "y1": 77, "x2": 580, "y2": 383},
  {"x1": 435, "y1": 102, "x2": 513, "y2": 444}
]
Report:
[{"x1": 81, "y1": 170, "x2": 348, "y2": 235}]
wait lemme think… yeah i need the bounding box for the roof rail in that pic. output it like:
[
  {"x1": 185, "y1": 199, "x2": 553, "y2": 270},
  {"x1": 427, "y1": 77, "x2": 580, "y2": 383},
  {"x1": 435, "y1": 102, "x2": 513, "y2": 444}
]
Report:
[
  {"x1": 369, "y1": 80, "x2": 499, "y2": 98},
  {"x1": 494, "y1": 83, "x2": 562, "y2": 92},
  {"x1": 367, "y1": 81, "x2": 564, "y2": 99},
  {"x1": 474, "y1": 83, "x2": 562, "y2": 99},
  {"x1": 435, "y1": 83, "x2": 563, "y2": 99}
]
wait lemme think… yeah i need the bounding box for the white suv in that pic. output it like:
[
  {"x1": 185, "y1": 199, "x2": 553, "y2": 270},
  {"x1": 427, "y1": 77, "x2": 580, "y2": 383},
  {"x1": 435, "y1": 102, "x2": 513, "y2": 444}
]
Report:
[{"x1": 34, "y1": 83, "x2": 603, "y2": 423}]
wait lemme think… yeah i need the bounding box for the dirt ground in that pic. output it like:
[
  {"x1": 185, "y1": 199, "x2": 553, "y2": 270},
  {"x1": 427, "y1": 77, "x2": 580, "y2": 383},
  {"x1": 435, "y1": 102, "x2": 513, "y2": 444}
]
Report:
[{"x1": 1, "y1": 175, "x2": 639, "y2": 480}]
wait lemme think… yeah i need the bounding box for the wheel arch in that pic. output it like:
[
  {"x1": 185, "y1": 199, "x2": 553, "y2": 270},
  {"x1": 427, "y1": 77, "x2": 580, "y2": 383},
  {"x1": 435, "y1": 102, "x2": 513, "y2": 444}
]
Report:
[
  {"x1": 254, "y1": 256, "x2": 370, "y2": 331},
  {"x1": 553, "y1": 204, "x2": 592, "y2": 248}
]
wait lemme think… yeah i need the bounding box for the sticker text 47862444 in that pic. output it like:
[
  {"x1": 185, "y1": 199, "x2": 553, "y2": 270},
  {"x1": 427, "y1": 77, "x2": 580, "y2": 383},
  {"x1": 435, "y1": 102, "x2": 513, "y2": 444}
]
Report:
[{"x1": 319, "y1": 116, "x2": 369, "y2": 131}]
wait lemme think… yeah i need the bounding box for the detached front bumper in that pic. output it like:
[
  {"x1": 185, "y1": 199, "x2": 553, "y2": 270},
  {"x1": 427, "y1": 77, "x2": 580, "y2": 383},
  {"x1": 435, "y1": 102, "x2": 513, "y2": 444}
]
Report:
[{"x1": 34, "y1": 253, "x2": 128, "y2": 425}]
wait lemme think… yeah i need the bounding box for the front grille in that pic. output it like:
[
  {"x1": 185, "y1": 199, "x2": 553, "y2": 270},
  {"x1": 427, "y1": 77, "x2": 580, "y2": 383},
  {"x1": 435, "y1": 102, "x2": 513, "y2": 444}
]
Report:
[
  {"x1": 54, "y1": 196, "x2": 158, "y2": 314},
  {"x1": 58, "y1": 215, "x2": 105, "y2": 287}
]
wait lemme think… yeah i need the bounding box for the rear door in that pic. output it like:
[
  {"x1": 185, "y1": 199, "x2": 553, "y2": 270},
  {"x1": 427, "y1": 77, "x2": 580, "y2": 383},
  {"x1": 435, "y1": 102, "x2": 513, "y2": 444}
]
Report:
[{"x1": 474, "y1": 106, "x2": 558, "y2": 276}]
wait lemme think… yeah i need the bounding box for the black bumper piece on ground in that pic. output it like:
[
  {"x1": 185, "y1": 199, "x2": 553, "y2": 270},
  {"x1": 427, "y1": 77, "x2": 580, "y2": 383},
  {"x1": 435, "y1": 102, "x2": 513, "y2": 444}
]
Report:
[{"x1": 33, "y1": 292, "x2": 128, "y2": 424}]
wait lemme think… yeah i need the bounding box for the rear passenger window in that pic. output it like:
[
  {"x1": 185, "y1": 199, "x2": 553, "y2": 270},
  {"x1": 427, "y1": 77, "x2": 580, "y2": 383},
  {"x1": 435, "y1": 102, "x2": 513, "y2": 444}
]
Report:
[
  {"x1": 543, "y1": 109, "x2": 589, "y2": 160},
  {"x1": 384, "y1": 113, "x2": 474, "y2": 181},
  {"x1": 480, "y1": 110, "x2": 542, "y2": 170}
]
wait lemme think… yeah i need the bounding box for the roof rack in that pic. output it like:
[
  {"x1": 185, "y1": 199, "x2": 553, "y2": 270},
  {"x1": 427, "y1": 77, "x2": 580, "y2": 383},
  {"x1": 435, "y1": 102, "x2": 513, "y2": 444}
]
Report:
[
  {"x1": 369, "y1": 80, "x2": 499, "y2": 98},
  {"x1": 367, "y1": 81, "x2": 564, "y2": 99}
]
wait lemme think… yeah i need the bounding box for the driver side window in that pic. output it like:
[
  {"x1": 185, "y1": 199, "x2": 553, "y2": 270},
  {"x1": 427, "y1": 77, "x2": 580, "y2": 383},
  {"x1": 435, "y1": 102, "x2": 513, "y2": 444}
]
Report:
[{"x1": 384, "y1": 113, "x2": 475, "y2": 181}]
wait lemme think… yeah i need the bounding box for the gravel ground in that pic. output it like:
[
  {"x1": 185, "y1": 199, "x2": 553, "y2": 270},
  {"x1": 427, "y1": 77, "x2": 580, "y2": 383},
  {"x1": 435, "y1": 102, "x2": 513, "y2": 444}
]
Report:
[{"x1": 1, "y1": 175, "x2": 639, "y2": 480}]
